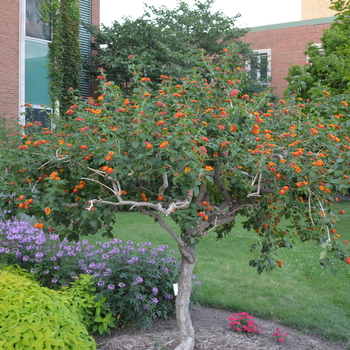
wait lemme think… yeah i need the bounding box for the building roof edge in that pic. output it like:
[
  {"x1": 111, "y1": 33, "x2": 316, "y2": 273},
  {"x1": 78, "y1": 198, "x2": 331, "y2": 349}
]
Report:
[{"x1": 248, "y1": 16, "x2": 335, "y2": 33}]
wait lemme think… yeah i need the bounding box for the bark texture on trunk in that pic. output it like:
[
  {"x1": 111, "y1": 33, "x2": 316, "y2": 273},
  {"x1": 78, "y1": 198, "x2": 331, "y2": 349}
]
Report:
[{"x1": 174, "y1": 245, "x2": 197, "y2": 350}]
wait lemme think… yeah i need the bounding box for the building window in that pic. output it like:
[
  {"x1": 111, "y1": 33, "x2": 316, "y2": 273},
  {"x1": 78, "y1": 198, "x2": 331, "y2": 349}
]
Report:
[
  {"x1": 25, "y1": 106, "x2": 52, "y2": 130},
  {"x1": 26, "y1": 0, "x2": 51, "y2": 41},
  {"x1": 306, "y1": 43, "x2": 324, "y2": 63},
  {"x1": 248, "y1": 49, "x2": 271, "y2": 85}
]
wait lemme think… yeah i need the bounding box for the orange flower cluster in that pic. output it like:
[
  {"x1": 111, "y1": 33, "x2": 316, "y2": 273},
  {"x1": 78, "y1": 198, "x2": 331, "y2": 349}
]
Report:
[
  {"x1": 252, "y1": 124, "x2": 260, "y2": 135},
  {"x1": 16, "y1": 196, "x2": 34, "y2": 210},
  {"x1": 145, "y1": 141, "x2": 153, "y2": 150},
  {"x1": 279, "y1": 186, "x2": 289, "y2": 195},
  {"x1": 159, "y1": 141, "x2": 169, "y2": 149},
  {"x1": 296, "y1": 181, "x2": 308, "y2": 187},
  {"x1": 292, "y1": 148, "x2": 304, "y2": 156},
  {"x1": 49, "y1": 172, "x2": 60, "y2": 181},
  {"x1": 140, "y1": 193, "x2": 148, "y2": 202},
  {"x1": 44, "y1": 207, "x2": 51, "y2": 215},
  {"x1": 34, "y1": 223, "x2": 44, "y2": 229},
  {"x1": 73, "y1": 181, "x2": 86, "y2": 193},
  {"x1": 327, "y1": 134, "x2": 340, "y2": 142},
  {"x1": 198, "y1": 201, "x2": 210, "y2": 221},
  {"x1": 312, "y1": 159, "x2": 325, "y2": 167},
  {"x1": 276, "y1": 259, "x2": 283, "y2": 267},
  {"x1": 100, "y1": 166, "x2": 114, "y2": 174}
]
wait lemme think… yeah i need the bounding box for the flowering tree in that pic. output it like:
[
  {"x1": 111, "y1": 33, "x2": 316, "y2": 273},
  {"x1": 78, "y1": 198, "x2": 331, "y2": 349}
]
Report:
[{"x1": 1, "y1": 49, "x2": 350, "y2": 350}]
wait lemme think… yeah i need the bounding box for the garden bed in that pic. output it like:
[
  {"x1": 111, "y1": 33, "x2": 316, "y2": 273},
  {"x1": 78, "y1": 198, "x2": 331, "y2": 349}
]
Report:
[{"x1": 95, "y1": 306, "x2": 348, "y2": 350}]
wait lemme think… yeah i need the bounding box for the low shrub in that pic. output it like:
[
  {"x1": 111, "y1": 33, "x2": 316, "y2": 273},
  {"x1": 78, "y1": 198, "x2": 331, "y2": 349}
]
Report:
[
  {"x1": 63, "y1": 274, "x2": 116, "y2": 335},
  {"x1": 0, "y1": 218, "x2": 201, "y2": 330},
  {"x1": 0, "y1": 266, "x2": 96, "y2": 349}
]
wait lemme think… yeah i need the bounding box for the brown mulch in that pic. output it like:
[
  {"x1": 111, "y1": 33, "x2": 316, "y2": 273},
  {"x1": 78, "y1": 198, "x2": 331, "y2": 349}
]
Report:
[{"x1": 95, "y1": 306, "x2": 348, "y2": 350}]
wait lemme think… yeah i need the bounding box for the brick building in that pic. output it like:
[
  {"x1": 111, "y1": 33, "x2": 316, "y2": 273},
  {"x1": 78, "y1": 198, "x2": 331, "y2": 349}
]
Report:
[
  {"x1": 0, "y1": 0, "x2": 100, "y2": 126},
  {"x1": 242, "y1": 0, "x2": 335, "y2": 96}
]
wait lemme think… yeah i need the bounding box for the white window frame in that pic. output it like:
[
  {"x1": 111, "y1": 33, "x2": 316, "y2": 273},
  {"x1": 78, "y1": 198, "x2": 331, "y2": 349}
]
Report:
[{"x1": 248, "y1": 49, "x2": 271, "y2": 85}]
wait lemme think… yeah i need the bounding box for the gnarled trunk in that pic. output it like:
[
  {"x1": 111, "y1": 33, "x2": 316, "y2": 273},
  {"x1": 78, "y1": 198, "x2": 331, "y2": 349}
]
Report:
[{"x1": 175, "y1": 245, "x2": 197, "y2": 350}]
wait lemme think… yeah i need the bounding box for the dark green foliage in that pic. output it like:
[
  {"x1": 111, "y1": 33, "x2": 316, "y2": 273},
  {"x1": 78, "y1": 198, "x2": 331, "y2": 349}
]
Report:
[
  {"x1": 40, "y1": 0, "x2": 82, "y2": 117},
  {"x1": 63, "y1": 274, "x2": 116, "y2": 335},
  {"x1": 87, "y1": 0, "x2": 263, "y2": 95}
]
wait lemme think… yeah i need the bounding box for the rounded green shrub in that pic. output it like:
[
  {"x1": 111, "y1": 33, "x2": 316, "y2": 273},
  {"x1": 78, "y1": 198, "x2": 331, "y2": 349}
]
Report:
[{"x1": 0, "y1": 267, "x2": 96, "y2": 349}]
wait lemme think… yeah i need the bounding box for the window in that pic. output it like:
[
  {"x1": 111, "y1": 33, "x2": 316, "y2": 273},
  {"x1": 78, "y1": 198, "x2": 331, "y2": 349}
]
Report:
[
  {"x1": 248, "y1": 49, "x2": 271, "y2": 85},
  {"x1": 24, "y1": 0, "x2": 51, "y2": 127},
  {"x1": 306, "y1": 43, "x2": 324, "y2": 63},
  {"x1": 25, "y1": 106, "x2": 52, "y2": 130},
  {"x1": 26, "y1": 0, "x2": 51, "y2": 41}
]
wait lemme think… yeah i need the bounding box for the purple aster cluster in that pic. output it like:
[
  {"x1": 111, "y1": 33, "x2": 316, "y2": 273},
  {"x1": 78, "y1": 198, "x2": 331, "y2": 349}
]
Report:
[{"x1": 0, "y1": 217, "x2": 202, "y2": 329}]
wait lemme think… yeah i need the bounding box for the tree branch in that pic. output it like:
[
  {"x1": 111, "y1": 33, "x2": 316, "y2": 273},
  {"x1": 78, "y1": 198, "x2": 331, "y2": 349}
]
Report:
[{"x1": 138, "y1": 207, "x2": 186, "y2": 249}]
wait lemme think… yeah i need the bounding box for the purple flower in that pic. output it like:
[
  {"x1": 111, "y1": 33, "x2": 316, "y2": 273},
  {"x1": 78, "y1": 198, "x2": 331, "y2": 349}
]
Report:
[
  {"x1": 152, "y1": 287, "x2": 158, "y2": 295},
  {"x1": 54, "y1": 266, "x2": 60, "y2": 270},
  {"x1": 148, "y1": 259, "x2": 156, "y2": 264},
  {"x1": 118, "y1": 282, "x2": 126, "y2": 288},
  {"x1": 195, "y1": 281, "x2": 202, "y2": 286},
  {"x1": 51, "y1": 278, "x2": 58, "y2": 283},
  {"x1": 136, "y1": 294, "x2": 143, "y2": 300},
  {"x1": 143, "y1": 305, "x2": 149, "y2": 310},
  {"x1": 35, "y1": 252, "x2": 43, "y2": 258},
  {"x1": 135, "y1": 277, "x2": 143, "y2": 284},
  {"x1": 22, "y1": 255, "x2": 30, "y2": 261},
  {"x1": 151, "y1": 298, "x2": 158, "y2": 304},
  {"x1": 165, "y1": 294, "x2": 173, "y2": 299},
  {"x1": 162, "y1": 267, "x2": 169, "y2": 274},
  {"x1": 97, "y1": 280, "x2": 105, "y2": 287},
  {"x1": 107, "y1": 284, "x2": 115, "y2": 290},
  {"x1": 50, "y1": 256, "x2": 57, "y2": 262}
]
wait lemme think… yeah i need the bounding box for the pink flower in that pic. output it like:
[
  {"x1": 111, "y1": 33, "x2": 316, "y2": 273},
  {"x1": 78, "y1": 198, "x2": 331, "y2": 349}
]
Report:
[
  {"x1": 229, "y1": 89, "x2": 239, "y2": 97},
  {"x1": 278, "y1": 338, "x2": 285, "y2": 342}
]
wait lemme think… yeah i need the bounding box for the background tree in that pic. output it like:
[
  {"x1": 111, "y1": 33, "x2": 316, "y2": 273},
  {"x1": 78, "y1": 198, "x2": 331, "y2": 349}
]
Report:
[
  {"x1": 285, "y1": 0, "x2": 350, "y2": 99},
  {"x1": 87, "y1": 0, "x2": 266, "y2": 95},
  {"x1": 1, "y1": 49, "x2": 349, "y2": 350}
]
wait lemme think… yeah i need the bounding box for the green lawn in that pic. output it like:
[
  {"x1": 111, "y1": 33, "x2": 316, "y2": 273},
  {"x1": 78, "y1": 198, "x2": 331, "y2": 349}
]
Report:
[{"x1": 88, "y1": 202, "x2": 350, "y2": 345}]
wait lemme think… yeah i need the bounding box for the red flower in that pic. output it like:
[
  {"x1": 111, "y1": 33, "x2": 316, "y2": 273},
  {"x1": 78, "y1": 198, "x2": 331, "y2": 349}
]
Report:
[
  {"x1": 159, "y1": 142, "x2": 169, "y2": 149},
  {"x1": 346, "y1": 257, "x2": 350, "y2": 265}
]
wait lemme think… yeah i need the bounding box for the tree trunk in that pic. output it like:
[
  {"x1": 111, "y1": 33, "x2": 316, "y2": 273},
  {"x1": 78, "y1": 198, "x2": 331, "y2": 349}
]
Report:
[{"x1": 174, "y1": 245, "x2": 197, "y2": 350}]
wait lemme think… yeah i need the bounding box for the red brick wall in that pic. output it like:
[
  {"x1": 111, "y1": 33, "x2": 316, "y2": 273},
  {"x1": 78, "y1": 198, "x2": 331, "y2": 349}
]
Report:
[
  {"x1": 243, "y1": 22, "x2": 331, "y2": 96},
  {"x1": 0, "y1": 0, "x2": 20, "y2": 126},
  {"x1": 91, "y1": 0, "x2": 100, "y2": 26}
]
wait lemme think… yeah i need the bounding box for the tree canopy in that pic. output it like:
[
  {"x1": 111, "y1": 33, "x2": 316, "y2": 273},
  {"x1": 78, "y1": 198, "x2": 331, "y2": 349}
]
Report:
[
  {"x1": 87, "y1": 0, "x2": 264, "y2": 95},
  {"x1": 285, "y1": 0, "x2": 350, "y2": 98},
  {"x1": 1, "y1": 48, "x2": 350, "y2": 350}
]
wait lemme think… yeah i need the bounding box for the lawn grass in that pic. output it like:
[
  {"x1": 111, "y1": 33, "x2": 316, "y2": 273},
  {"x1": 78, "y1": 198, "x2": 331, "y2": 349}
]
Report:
[{"x1": 87, "y1": 202, "x2": 350, "y2": 345}]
